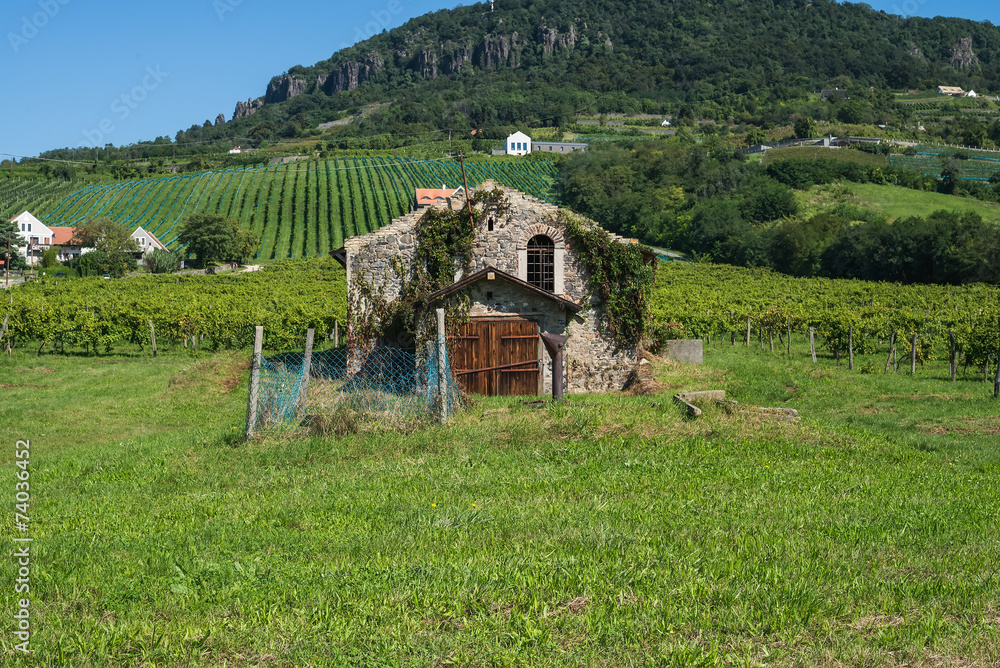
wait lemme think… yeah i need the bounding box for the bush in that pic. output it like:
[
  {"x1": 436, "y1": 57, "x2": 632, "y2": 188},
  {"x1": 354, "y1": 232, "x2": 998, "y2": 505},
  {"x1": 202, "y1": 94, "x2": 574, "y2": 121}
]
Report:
[{"x1": 146, "y1": 248, "x2": 180, "y2": 274}]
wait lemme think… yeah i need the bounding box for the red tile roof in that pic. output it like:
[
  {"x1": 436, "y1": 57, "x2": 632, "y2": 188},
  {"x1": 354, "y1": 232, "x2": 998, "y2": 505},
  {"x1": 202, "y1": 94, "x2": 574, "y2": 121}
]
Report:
[
  {"x1": 415, "y1": 188, "x2": 462, "y2": 206},
  {"x1": 48, "y1": 227, "x2": 77, "y2": 246}
]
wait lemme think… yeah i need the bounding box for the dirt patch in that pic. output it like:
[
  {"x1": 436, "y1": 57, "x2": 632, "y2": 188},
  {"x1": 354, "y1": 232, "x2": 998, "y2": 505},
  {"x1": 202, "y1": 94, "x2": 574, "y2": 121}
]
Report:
[
  {"x1": 880, "y1": 394, "x2": 971, "y2": 401},
  {"x1": 541, "y1": 596, "x2": 589, "y2": 619},
  {"x1": 920, "y1": 418, "x2": 1000, "y2": 436},
  {"x1": 0, "y1": 384, "x2": 48, "y2": 389},
  {"x1": 490, "y1": 602, "x2": 514, "y2": 619},
  {"x1": 859, "y1": 407, "x2": 897, "y2": 415},
  {"x1": 168, "y1": 352, "x2": 250, "y2": 397},
  {"x1": 623, "y1": 350, "x2": 664, "y2": 396},
  {"x1": 851, "y1": 614, "x2": 905, "y2": 630}
]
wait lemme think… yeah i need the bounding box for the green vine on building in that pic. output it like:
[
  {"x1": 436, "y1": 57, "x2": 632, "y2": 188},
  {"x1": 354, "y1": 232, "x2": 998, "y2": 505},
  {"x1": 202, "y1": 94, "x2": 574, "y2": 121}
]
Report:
[
  {"x1": 560, "y1": 211, "x2": 656, "y2": 347},
  {"x1": 349, "y1": 189, "x2": 510, "y2": 349}
]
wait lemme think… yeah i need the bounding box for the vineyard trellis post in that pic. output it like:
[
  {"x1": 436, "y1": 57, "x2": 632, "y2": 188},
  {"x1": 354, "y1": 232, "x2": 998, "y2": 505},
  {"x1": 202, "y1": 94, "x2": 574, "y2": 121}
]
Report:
[
  {"x1": 436, "y1": 308, "x2": 449, "y2": 424},
  {"x1": 949, "y1": 329, "x2": 957, "y2": 382},
  {"x1": 884, "y1": 332, "x2": 896, "y2": 374},
  {"x1": 786, "y1": 318, "x2": 791, "y2": 357},
  {"x1": 910, "y1": 334, "x2": 918, "y2": 375},
  {"x1": 809, "y1": 327, "x2": 816, "y2": 363},
  {"x1": 246, "y1": 325, "x2": 264, "y2": 441},
  {"x1": 149, "y1": 321, "x2": 157, "y2": 358},
  {"x1": 848, "y1": 324, "x2": 854, "y2": 370},
  {"x1": 995, "y1": 317, "x2": 1000, "y2": 399},
  {"x1": 298, "y1": 328, "x2": 315, "y2": 416},
  {"x1": 746, "y1": 317, "x2": 751, "y2": 347}
]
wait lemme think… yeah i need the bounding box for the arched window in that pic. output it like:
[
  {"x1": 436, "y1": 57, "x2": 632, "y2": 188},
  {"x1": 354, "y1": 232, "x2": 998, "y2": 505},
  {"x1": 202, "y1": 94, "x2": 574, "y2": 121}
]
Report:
[{"x1": 526, "y1": 235, "x2": 554, "y2": 292}]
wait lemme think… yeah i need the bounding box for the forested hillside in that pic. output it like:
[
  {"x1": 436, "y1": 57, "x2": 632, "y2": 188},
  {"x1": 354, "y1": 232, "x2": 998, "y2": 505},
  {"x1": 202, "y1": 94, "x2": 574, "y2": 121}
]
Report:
[{"x1": 123, "y1": 0, "x2": 1000, "y2": 148}]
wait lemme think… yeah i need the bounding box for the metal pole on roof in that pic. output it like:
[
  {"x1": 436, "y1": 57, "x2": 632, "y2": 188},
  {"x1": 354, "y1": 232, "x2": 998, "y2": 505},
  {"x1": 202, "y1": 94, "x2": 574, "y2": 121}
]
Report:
[{"x1": 457, "y1": 152, "x2": 474, "y2": 231}]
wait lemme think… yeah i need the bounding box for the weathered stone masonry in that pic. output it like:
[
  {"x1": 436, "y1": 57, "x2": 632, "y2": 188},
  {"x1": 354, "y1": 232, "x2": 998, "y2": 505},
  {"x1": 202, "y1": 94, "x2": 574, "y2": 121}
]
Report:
[{"x1": 345, "y1": 181, "x2": 644, "y2": 394}]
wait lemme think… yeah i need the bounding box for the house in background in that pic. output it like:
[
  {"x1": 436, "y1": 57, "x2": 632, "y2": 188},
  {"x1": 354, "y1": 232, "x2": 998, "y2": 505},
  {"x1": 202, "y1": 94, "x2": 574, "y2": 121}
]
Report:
[
  {"x1": 229, "y1": 146, "x2": 243, "y2": 154},
  {"x1": 414, "y1": 187, "x2": 465, "y2": 209},
  {"x1": 10, "y1": 212, "x2": 57, "y2": 266},
  {"x1": 820, "y1": 88, "x2": 848, "y2": 100},
  {"x1": 531, "y1": 141, "x2": 588, "y2": 154},
  {"x1": 937, "y1": 85, "x2": 966, "y2": 96},
  {"x1": 965, "y1": 90, "x2": 979, "y2": 98},
  {"x1": 8, "y1": 211, "x2": 164, "y2": 266},
  {"x1": 47, "y1": 226, "x2": 85, "y2": 263},
  {"x1": 505, "y1": 131, "x2": 532, "y2": 156},
  {"x1": 131, "y1": 227, "x2": 169, "y2": 262}
]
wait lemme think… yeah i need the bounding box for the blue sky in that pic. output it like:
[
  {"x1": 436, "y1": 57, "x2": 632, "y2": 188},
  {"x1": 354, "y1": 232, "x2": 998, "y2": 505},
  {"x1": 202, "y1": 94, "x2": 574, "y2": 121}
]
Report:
[{"x1": 0, "y1": 0, "x2": 998, "y2": 160}]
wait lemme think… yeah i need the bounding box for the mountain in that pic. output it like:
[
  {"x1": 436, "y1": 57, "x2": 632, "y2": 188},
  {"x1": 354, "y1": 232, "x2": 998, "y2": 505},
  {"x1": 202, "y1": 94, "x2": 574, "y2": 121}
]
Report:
[
  {"x1": 32, "y1": 0, "x2": 1000, "y2": 161},
  {"x1": 177, "y1": 0, "x2": 1000, "y2": 139}
]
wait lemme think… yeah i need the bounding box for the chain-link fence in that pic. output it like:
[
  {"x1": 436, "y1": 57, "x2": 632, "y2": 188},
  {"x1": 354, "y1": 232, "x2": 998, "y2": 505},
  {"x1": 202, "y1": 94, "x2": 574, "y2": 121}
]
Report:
[{"x1": 246, "y1": 341, "x2": 462, "y2": 440}]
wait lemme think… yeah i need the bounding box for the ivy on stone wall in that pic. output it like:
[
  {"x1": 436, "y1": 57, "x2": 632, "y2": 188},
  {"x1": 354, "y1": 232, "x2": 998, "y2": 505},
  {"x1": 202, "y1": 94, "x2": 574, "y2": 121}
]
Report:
[
  {"x1": 560, "y1": 211, "x2": 655, "y2": 346},
  {"x1": 349, "y1": 189, "x2": 510, "y2": 350}
]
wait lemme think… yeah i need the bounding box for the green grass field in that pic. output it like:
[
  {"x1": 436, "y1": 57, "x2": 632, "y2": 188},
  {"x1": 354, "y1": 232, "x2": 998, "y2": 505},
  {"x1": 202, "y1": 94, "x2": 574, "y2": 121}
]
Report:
[
  {"x1": 2, "y1": 335, "x2": 999, "y2": 666},
  {"x1": 796, "y1": 181, "x2": 1000, "y2": 221}
]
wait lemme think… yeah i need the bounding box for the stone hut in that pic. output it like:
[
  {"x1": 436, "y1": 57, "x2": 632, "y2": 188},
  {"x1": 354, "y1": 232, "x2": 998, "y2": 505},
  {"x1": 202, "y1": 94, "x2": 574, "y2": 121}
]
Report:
[{"x1": 342, "y1": 181, "x2": 652, "y2": 396}]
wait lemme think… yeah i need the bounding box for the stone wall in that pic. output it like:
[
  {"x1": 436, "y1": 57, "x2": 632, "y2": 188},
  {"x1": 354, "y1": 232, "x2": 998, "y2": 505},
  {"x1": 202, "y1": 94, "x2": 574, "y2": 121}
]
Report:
[{"x1": 346, "y1": 181, "x2": 642, "y2": 393}]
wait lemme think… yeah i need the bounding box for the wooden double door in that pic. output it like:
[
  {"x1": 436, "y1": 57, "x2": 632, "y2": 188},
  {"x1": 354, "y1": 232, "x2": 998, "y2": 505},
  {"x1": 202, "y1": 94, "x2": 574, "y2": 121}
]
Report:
[{"x1": 450, "y1": 319, "x2": 542, "y2": 396}]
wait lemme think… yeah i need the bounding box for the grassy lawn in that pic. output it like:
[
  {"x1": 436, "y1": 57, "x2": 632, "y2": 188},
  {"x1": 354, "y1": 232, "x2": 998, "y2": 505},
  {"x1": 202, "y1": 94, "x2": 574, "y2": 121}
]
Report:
[
  {"x1": 2, "y1": 342, "x2": 1000, "y2": 666},
  {"x1": 796, "y1": 181, "x2": 1000, "y2": 221}
]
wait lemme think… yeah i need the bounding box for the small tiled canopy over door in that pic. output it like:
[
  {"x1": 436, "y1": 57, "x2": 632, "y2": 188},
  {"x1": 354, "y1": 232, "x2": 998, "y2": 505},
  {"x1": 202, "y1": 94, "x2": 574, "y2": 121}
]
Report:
[{"x1": 451, "y1": 319, "x2": 541, "y2": 396}]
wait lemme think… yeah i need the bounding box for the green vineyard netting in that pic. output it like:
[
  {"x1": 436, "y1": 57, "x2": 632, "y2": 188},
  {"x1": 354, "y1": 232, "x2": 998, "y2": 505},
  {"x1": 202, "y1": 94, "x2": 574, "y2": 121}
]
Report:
[{"x1": 248, "y1": 344, "x2": 462, "y2": 440}]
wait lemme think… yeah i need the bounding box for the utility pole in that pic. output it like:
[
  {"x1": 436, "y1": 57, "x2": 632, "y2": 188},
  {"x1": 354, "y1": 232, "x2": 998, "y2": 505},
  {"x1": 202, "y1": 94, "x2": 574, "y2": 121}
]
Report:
[
  {"x1": 457, "y1": 153, "x2": 474, "y2": 231},
  {"x1": 5, "y1": 232, "x2": 9, "y2": 288}
]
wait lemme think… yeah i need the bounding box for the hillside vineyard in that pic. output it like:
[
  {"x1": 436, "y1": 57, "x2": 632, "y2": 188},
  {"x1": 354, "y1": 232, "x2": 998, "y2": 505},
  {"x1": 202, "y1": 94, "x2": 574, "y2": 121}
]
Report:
[{"x1": 20, "y1": 158, "x2": 556, "y2": 261}]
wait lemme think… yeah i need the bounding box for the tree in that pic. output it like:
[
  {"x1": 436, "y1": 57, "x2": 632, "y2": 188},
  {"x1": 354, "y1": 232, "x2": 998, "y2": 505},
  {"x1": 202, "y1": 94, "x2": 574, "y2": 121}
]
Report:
[
  {"x1": 0, "y1": 219, "x2": 26, "y2": 273},
  {"x1": 177, "y1": 214, "x2": 259, "y2": 266},
  {"x1": 41, "y1": 246, "x2": 60, "y2": 268},
  {"x1": 744, "y1": 127, "x2": 767, "y2": 146},
  {"x1": 71, "y1": 218, "x2": 140, "y2": 277},
  {"x1": 793, "y1": 115, "x2": 817, "y2": 139}
]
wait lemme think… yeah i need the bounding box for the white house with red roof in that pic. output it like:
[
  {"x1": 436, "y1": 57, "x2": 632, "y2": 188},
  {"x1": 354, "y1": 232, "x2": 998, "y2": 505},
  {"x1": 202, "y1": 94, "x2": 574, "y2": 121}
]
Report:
[{"x1": 9, "y1": 212, "x2": 61, "y2": 265}]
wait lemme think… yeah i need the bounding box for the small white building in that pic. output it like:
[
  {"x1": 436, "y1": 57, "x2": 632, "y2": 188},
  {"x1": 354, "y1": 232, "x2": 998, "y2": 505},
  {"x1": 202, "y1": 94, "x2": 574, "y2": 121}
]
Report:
[
  {"x1": 131, "y1": 227, "x2": 169, "y2": 258},
  {"x1": 229, "y1": 146, "x2": 242, "y2": 154},
  {"x1": 965, "y1": 90, "x2": 979, "y2": 98},
  {"x1": 661, "y1": 119, "x2": 671, "y2": 127},
  {"x1": 505, "y1": 131, "x2": 532, "y2": 157}
]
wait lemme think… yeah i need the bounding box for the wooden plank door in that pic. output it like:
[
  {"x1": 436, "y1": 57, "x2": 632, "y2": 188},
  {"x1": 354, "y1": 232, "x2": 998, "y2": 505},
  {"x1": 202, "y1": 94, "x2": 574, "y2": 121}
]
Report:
[
  {"x1": 495, "y1": 320, "x2": 541, "y2": 396},
  {"x1": 451, "y1": 319, "x2": 540, "y2": 396}
]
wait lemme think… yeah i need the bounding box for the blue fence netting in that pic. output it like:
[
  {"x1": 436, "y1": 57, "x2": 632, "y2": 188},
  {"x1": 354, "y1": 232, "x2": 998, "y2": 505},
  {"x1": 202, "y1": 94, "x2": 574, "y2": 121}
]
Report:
[{"x1": 247, "y1": 343, "x2": 463, "y2": 439}]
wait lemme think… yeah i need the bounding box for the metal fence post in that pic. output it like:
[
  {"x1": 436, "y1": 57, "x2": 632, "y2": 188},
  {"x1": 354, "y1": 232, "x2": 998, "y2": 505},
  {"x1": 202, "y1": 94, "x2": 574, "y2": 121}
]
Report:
[
  {"x1": 246, "y1": 325, "x2": 264, "y2": 441},
  {"x1": 437, "y1": 308, "x2": 448, "y2": 423},
  {"x1": 298, "y1": 328, "x2": 315, "y2": 415}
]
